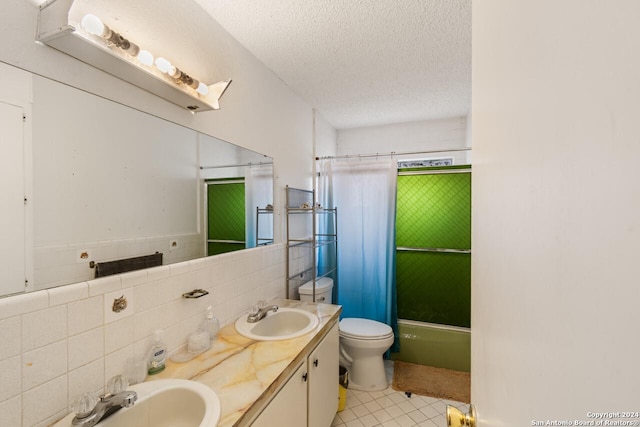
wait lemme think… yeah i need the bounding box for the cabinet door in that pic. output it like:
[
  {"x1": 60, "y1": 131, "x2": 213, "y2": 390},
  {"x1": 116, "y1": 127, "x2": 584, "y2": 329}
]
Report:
[
  {"x1": 308, "y1": 322, "x2": 339, "y2": 427},
  {"x1": 0, "y1": 101, "x2": 26, "y2": 296},
  {"x1": 251, "y1": 360, "x2": 308, "y2": 427}
]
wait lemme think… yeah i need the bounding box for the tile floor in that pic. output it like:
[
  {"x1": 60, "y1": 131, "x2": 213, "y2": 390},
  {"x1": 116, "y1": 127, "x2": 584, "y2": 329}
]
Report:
[{"x1": 331, "y1": 361, "x2": 469, "y2": 427}]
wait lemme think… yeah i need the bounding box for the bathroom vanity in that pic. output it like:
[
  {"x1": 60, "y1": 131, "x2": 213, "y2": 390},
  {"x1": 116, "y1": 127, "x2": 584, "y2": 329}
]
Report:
[
  {"x1": 148, "y1": 299, "x2": 341, "y2": 427},
  {"x1": 251, "y1": 322, "x2": 339, "y2": 427}
]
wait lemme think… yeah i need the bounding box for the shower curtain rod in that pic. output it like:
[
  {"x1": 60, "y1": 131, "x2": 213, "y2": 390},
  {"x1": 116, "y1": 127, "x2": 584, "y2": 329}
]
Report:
[
  {"x1": 315, "y1": 147, "x2": 471, "y2": 161},
  {"x1": 200, "y1": 161, "x2": 273, "y2": 170}
]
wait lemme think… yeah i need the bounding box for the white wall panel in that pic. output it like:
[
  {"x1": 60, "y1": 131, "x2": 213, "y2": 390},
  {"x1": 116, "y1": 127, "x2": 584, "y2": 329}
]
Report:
[{"x1": 472, "y1": 1, "x2": 640, "y2": 424}]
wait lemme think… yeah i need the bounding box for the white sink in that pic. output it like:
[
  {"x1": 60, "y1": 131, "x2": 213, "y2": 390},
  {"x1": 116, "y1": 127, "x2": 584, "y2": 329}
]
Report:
[
  {"x1": 235, "y1": 307, "x2": 319, "y2": 341},
  {"x1": 53, "y1": 379, "x2": 221, "y2": 427}
]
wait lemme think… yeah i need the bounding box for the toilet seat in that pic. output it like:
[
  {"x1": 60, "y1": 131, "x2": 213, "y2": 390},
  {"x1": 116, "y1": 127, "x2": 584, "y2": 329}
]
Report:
[{"x1": 339, "y1": 318, "x2": 393, "y2": 340}]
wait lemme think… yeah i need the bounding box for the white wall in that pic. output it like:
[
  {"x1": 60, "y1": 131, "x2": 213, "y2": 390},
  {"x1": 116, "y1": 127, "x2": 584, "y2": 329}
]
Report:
[
  {"x1": 314, "y1": 110, "x2": 338, "y2": 159},
  {"x1": 464, "y1": 112, "x2": 472, "y2": 151},
  {"x1": 336, "y1": 116, "x2": 469, "y2": 163},
  {"x1": 472, "y1": 1, "x2": 640, "y2": 425}
]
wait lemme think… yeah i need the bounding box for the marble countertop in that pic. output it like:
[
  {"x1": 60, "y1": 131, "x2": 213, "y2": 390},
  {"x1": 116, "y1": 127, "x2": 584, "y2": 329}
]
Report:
[{"x1": 147, "y1": 299, "x2": 342, "y2": 427}]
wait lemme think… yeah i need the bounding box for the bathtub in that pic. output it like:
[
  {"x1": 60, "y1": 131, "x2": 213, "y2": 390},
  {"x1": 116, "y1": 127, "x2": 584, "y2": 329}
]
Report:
[{"x1": 390, "y1": 319, "x2": 470, "y2": 372}]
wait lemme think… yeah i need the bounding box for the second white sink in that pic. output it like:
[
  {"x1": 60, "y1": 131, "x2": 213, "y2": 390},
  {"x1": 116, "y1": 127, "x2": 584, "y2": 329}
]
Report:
[
  {"x1": 235, "y1": 307, "x2": 319, "y2": 341},
  {"x1": 52, "y1": 379, "x2": 221, "y2": 427}
]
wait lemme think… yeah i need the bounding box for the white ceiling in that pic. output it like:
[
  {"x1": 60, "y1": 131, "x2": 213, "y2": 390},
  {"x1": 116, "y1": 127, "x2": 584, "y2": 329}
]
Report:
[
  {"x1": 193, "y1": 0, "x2": 471, "y2": 130},
  {"x1": 30, "y1": 0, "x2": 471, "y2": 130}
]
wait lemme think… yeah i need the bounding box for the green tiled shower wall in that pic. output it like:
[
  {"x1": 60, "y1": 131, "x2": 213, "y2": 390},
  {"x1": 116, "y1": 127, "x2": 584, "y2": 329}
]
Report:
[
  {"x1": 207, "y1": 181, "x2": 246, "y2": 255},
  {"x1": 396, "y1": 251, "x2": 470, "y2": 327},
  {"x1": 394, "y1": 168, "x2": 471, "y2": 370},
  {"x1": 396, "y1": 171, "x2": 471, "y2": 251}
]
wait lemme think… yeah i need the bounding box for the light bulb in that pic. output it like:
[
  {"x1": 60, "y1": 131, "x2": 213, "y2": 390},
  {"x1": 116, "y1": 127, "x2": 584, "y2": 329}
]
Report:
[
  {"x1": 137, "y1": 50, "x2": 154, "y2": 67},
  {"x1": 196, "y1": 82, "x2": 209, "y2": 96},
  {"x1": 81, "y1": 14, "x2": 105, "y2": 37},
  {"x1": 155, "y1": 57, "x2": 175, "y2": 75}
]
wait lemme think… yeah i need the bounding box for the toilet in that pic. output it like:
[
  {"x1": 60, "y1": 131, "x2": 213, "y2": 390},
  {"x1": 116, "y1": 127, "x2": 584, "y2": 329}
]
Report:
[
  {"x1": 338, "y1": 317, "x2": 394, "y2": 391},
  {"x1": 297, "y1": 278, "x2": 394, "y2": 391},
  {"x1": 297, "y1": 277, "x2": 334, "y2": 303}
]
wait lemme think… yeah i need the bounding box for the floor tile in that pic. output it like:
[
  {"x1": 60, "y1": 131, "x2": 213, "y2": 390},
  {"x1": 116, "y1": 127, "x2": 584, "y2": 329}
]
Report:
[{"x1": 332, "y1": 360, "x2": 467, "y2": 427}]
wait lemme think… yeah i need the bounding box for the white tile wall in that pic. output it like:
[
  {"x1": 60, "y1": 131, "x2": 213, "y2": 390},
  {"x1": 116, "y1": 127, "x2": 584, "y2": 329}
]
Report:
[
  {"x1": 48, "y1": 283, "x2": 88, "y2": 307},
  {"x1": 68, "y1": 328, "x2": 104, "y2": 371},
  {"x1": 0, "y1": 243, "x2": 286, "y2": 427},
  {"x1": 22, "y1": 306, "x2": 67, "y2": 352},
  {"x1": 0, "y1": 397, "x2": 21, "y2": 427},
  {"x1": 22, "y1": 376, "x2": 67, "y2": 427},
  {"x1": 88, "y1": 276, "x2": 122, "y2": 297},
  {"x1": 0, "y1": 293, "x2": 49, "y2": 319},
  {"x1": 0, "y1": 356, "x2": 21, "y2": 401},
  {"x1": 33, "y1": 233, "x2": 205, "y2": 290},
  {"x1": 0, "y1": 316, "x2": 21, "y2": 360},
  {"x1": 104, "y1": 317, "x2": 135, "y2": 354},
  {"x1": 68, "y1": 359, "x2": 104, "y2": 403},
  {"x1": 68, "y1": 296, "x2": 103, "y2": 336},
  {"x1": 22, "y1": 341, "x2": 67, "y2": 391}
]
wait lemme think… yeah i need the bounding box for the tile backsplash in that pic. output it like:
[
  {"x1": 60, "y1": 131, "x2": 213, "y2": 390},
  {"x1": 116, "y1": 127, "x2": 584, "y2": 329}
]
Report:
[
  {"x1": 0, "y1": 243, "x2": 285, "y2": 427},
  {"x1": 33, "y1": 233, "x2": 205, "y2": 291}
]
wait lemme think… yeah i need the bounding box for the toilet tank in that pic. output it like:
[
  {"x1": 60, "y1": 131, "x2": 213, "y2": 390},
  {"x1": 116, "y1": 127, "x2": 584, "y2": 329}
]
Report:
[{"x1": 298, "y1": 277, "x2": 333, "y2": 304}]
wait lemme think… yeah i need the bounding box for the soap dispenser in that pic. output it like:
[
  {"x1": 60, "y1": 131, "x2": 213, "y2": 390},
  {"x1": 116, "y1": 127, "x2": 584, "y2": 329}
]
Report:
[
  {"x1": 200, "y1": 306, "x2": 220, "y2": 341},
  {"x1": 147, "y1": 329, "x2": 167, "y2": 375}
]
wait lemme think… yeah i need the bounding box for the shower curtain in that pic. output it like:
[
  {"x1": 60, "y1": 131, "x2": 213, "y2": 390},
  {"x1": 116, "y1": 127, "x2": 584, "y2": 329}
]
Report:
[{"x1": 317, "y1": 158, "x2": 399, "y2": 349}]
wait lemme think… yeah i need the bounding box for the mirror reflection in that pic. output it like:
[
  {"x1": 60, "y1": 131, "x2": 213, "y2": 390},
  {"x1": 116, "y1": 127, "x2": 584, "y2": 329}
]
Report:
[
  {"x1": 29, "y1": 75, "x2": 273, "y2": 292},
  {"x1": 199, "y1": 134, "x2": 273, "y2": 255}
]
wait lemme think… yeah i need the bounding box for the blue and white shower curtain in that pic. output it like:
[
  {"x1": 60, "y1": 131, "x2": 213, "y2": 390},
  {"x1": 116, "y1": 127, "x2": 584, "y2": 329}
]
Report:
[{"x1": 317, "y1": 158, "x2": 399, "y2": 350}]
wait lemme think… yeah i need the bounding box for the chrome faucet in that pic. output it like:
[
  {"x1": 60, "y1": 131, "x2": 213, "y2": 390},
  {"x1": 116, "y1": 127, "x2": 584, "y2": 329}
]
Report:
[
  {"x1": 247, "y1": 301, "x2": 278, "y2": 323},
  {"x1": 72, "y1": 376, "x2": 137, "y2": 427}
]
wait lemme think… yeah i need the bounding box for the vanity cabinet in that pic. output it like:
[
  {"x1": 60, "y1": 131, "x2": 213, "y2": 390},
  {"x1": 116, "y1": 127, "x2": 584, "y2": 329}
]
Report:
[
  {"x1": 251, "y1": 360, "x2": 308, "y2": 426},
  {"x1": 308, "y1": 321, "x2": 339, "y2": 427},
  {"x1": 0, "y1": 99, "x2": 28, "y2": 297},
  {"x1": 251, "y1": 321, "x2": 339, "y2": 427}
]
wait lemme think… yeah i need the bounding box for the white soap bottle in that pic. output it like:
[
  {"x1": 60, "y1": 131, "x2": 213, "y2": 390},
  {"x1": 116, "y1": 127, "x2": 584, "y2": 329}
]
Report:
[
  {"x1": 200, "y1": 306, "x2": 220, "y2": 341},
  {"x1": 147, "y1": 329, "x2": 167, "y2": 375}
]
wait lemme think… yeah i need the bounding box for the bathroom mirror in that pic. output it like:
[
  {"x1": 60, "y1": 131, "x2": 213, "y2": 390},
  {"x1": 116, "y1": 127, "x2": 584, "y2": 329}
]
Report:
[
  {"x1": 27, "y1": 74, "x2": 273, "y2": 292},
  {"x1": 200, "y1": 134, "x2": 274, "y2": 256}
]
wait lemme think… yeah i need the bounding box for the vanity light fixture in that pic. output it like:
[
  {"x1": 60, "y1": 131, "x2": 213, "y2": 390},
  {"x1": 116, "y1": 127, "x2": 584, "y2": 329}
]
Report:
[
  {"x1": 36, "y1": 1, "x2": 231, "y2": 112},
  {"x1": 154, "y1": 57, "x2": 209, "y2": 95},
  {"x1": 81, "y1": 14, "x2": 155, "y2": 67}
]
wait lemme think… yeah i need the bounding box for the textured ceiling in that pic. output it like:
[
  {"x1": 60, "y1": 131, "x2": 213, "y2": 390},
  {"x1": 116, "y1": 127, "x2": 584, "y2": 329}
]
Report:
[
  {"x1": 193, "y1": 0, "x2": 471, "y2": 129},
  {"x1": 30, "y1": 0, "x2": 471, "y2": 130}
]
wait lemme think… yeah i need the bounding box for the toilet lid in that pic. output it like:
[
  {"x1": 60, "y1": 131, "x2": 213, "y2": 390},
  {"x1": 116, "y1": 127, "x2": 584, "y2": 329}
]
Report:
[
  {"x1": 299, "y1": 277, "x2": 333, "y2": 294},
  {"x1": 339, "y1": 318, "x2": 393, "y2": 340}
]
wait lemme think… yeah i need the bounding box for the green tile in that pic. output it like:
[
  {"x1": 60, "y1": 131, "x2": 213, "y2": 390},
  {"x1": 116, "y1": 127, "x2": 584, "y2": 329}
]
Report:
[
  {"x1": 396, "y1": 251, "x2": 471, "y2": 327},
  {"x1": 397, "y1": 173, "x2": 471, "y2": 249},
  {"x1": 395, "y1": 171, "x2": 471, "y2": 328},
  {"x1": 208, "y1": 242, "x2": 245, "y2": 255},
  {"x1": 207, "y1": 182, "x2": 245, "y2": 241}
]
